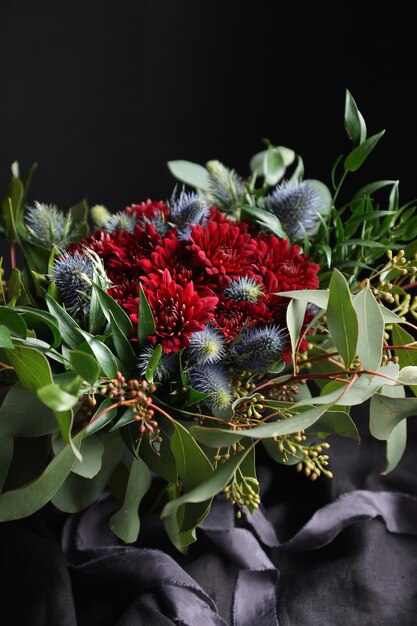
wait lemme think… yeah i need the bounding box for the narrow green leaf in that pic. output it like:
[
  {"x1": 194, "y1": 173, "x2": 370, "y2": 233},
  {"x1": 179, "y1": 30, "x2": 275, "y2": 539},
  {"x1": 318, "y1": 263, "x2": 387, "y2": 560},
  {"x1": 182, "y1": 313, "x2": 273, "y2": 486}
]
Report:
[
  {"x1": 344, "y1": 130, "x2": 385, "y2": 172},
  {"x1": 110, "y1": 456, "x2": 152, "y2": 543},
  {"x1": 0, "y1": 431, "x2": 83, "y2": 521},
  {"x1": 385, "y1": 420, "x2": 407, "y2": 474},
  {"x1": 137, "y1": 284, "x2": 155, "y2": 348},
  {"x1": 327, "y1": 269, "x2": 358, "y2": 367},
  {"x1": 190, "y1": 404, "x2": 332, "y2": 447},
  {"x1": 45, "y1": 294, "x2": 82, "y2": 348},
  {"x1": 108, "y1": 310, "x2": 137, "y2": 369},
  {"x1": 145, "y1": 344, "x2": 163, "y2": 383},
  {"x1": 161, "y1": 444, "x2": 254, "y2": 518},
  {"x1": 286, "y1": 299, "x2": 307, "y2": 368},
  {"x1": 78, "y1": 330, "x2": 118, "y2": 378},
  {"x1": 353, "y1": 285, "x2": 384, "y2": 371},
  {"x1": 69, "y1": 350, "x2": 100, "y2": 386},
  {"x1": 240, "y1": 205, "x2": 287, "y2": 238},
  {"x1": 16, "y1": 307, "x2": 61, "y2": 348},
  {"x1": 85, "y1": 397, "x2": 119, "y2": 436},
  {"x1": 275, "y1": 289, "x2": 329, "y2": 310},
  {"x1": 167, "y1": 160, "x2": 210, "y2": 190},
  {"x1": 344, "y1": 90, "x2": 367, "y2": 145},
  {"x1": 92, "y1": 283, "x2": 133, "y2": 337}
]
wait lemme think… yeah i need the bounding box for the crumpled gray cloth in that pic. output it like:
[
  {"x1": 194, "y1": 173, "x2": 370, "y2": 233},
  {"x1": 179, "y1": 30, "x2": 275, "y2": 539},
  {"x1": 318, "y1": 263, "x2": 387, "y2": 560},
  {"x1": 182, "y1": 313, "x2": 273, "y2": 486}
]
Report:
[{"x1": 63, "y1": 489, "x2": 417, "y2": 626}]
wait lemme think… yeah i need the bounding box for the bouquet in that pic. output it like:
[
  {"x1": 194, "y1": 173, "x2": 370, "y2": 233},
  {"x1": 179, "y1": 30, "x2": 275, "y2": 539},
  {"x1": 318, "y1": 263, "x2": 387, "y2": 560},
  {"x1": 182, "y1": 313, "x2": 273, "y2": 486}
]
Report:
[{"x1": 0, "y1": 91, "x2": 416, "y2": 548}]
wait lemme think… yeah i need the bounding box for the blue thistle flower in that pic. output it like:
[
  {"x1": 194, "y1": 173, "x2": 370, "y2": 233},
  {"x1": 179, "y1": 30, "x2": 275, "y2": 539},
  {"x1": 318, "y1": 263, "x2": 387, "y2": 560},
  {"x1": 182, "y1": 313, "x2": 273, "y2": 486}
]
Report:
[
  {"x1": 25, "y1": 201, "x2": 67, "y2": 247},
  {"x1": 105, "y1": 211, "x2": 137, "y2": 234},
  {"x1": 260, "y1": 181, "x2": 320, "y2": 238},
  {"x1": 224, "y1": 276, "x2": 264, "y2": 303},
  {"x1": 53, "y1": 251, "x2": 94, "y2": 318},
  {"x1": 142, "y1": 210, "x2": 170, "y2": 236},
  {"x1": 231, "y1": 325, "x2": 287, "y2": 373},
  {"x1": 188, "y1": 326, "x2": 226, "y2": 365},
  {"x1": 137, "y1": 347, "x2": 178, "y2": 382},
  {"x1": 170, "y1": 192, "x2": 211, "y2": 238},
  {"x1": 188, "y1": 364, "x2": 233, "y2": 410}
]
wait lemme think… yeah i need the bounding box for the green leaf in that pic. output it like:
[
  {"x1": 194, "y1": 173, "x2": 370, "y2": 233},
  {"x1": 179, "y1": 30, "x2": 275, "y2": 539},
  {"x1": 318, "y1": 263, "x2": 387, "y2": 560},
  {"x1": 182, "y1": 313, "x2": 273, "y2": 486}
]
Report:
[
  {"x1": 78, "y1": 330, "x2": 118, "y2": 378},
  {"x1": 379, "y1": 305, "x2": 405, "y2": 325},
  {"x1": 190, "y1": 404, "x2": 332, "y2": 447},
  {"x1": 53, "y1": 434, "x2": 104, "y2": 478},
  {"x1": 370, "y1": 394, "x2": 417, "y2": 440},
  {"x1": 52, "y1": 432, "x2": 123, "y2": 513},
  {"x1": 275, "y1": 289, "x2": 329, "y2": 310},
  {"x1": 108, "y1": 310, "x2": 137, "y2": 370},
  {"x1": 161, "y1": 444, "x2": 254, "y2": 518},
  {"x1": 353, "y1": 285, "x2": 384, "y2": 371},
  {"x1": 109, "y1": 406, "x2": 136, "y2": 431},
  {"x1": 286, "y1": 299, "x2": 307, "y2": 368},
  {"x1": 91, "y1": 283, "x2": 133, "y2": 337},
  {"x1": 344, "y1": 90, "x2": 367, "y2": 145},
  {"x1": 327, "y1": 269, "x2": 358, "y2": 367},
  {"x1": 145, "y1": 344, "x2": 163, "y2": 383},
  {"x1": 85, "y1": 397, "x2": 119, "y2": 436},
  {"x1": 240, "y1": 205, "x2": 287, "y2": 238},
  {"x1": 137, "y1": 284, "x2": 156, "y2": 348},
  {"x1": 385, "y1": 420, "x2": 407, "y2": 474},
  {"x1": 5, "y1": 345, "x2": 53, "y2": 392},
  {"x1": 69, "y1": 350, "x2": 100, "y2": 386},
  {"x1": 306, "y1": 410, "x2": 360, "y2": 441},
  {"x1": 110, "y1": 455, "x2": 152, "y2": 543},
  {"x1": 37, "y1": 384, "x2": 79, "y2": 412},
  {"x1": 263, "y1": 145, "x2": 285, "y2": 185},
  {"x1": 45, "y1": 294, "x2": 82, "y2": 349},
  {"x1": 167, "y1": 160, "x2": 210, "y2": 190},
  {"x1": 171, "y1": 421, "x2": 213, "y2": 488},
  {"x1": 0, "y1": 385, "x2": 58, "y2": 438},
  {"x1": 344, "y1": 130, "x2": 385, "y2": 172},
  {"x1": 392, "y1": 325, "x2": 417, "y2": 396},
  {"x1": 0, "y1": 325, "x2": 14, "y2": 349},
  {"x1": 7, "y1": 268, "x2": 32, "y2": 306},
  {"x1": 0, "y1": 306, "x2": 27, "y2": 338},
  {"x1": 15, "y1": 307, "x2": 61, "y2": 347},
  {"x1": 0, "y1": 431, "x2": 83, "y2": 521}
]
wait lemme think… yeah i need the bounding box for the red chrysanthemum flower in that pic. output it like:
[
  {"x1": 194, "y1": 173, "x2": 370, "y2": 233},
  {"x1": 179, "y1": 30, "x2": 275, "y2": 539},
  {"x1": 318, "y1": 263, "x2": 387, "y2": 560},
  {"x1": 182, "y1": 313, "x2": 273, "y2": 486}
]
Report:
[
  {"x1": 125, "y1": 199, "x2": 170, "y2": 221},
  {"x1": 139, "y1": 236, "x2": 193, "y2": 289},
  {"x1": 186, "y1": 221, "x2": 256, "y2": 290},
  {"x1": 127, "y1": 269, "x2": 218, "y2": 353},
  {"x1": 213, "y1": 297, "x2": 272, "y2": 341}
]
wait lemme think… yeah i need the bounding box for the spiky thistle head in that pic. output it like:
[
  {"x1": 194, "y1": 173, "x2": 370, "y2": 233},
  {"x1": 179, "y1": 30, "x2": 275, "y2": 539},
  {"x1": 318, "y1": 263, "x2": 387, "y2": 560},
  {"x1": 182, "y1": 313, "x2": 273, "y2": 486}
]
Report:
[
  {"x1": 137, "y1": 347, "x2": 178, "y2": 382},
  {"x1": 224, "y1": 276, "x2": 264, "y2": 303},
  {"x1": 206, "y1": 160, "x2": 245, "y2": 212},
  {"x1": 90, "y1": 204, "x2": 111, "y2": 228},
  {"x1": 260, "y1": 180, "x2": 321, "y2": 238},
  {"x1": 231, "y1": 325, "x2": 287, "y2": 373},
  {"x1": 188, "y1": 364, "x2": 233, "y2": 411},
  {"x1": 188, "y1": 325, "x2": 226, "y2": 365},
  {"x1": 170, "y1": 192, "x2": 211, "y2": 238},
  {"x1": 25, "y1": 201, "x2": 67, "y2": 247},
  {"x1": 141, "y1": 209, "x2": 170, "y2": 236},
  {"x1": 104, "y1": 210, "x2": 137, "y2": 234},
  {"x1": 53, "y1": 251, "x2": 94, "y2": 318}
]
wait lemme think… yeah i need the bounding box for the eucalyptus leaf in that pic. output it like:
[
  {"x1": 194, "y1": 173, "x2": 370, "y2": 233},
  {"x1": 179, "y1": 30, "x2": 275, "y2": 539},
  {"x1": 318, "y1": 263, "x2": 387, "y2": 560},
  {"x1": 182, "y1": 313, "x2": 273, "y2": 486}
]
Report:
[
  {"x1": 69, "y1": 350, "x2": 100, "y2": 386},
  {"x1": 327, "y1": 269, "x2": 358, "y2": 367},
  {"x1": 0, "y1": 431, "x2": 84, "y2": 521},
  {"x1": 286, "y1": 298, "x2": 307, "y2": 368},
  {"x1": 353, "y1": 285, "x2": 384, "y2": 371},
  {"x1": 110, "y1": 455, "x2": 152, "y2": 543},
  {"x1": 137, "y1": 284, "x2": 156, "y2": 348},
  {"x1": 167, "y1": 160, "x2": 210, "y2": 190}
]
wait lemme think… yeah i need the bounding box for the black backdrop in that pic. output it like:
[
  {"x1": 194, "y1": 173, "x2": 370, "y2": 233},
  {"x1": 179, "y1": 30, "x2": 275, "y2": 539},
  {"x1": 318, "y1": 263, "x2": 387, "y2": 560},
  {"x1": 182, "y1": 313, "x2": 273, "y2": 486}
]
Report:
[{"x1": 1, "y1": 1, "x2": 417, "y2": 213}]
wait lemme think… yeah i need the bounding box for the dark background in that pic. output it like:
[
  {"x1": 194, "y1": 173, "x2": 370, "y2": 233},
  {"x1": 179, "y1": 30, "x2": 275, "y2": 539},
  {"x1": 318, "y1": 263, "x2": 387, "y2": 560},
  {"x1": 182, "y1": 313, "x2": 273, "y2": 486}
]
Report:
[{"x1": 1, "y1": 1, "x2": 416, "y2": 214}]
